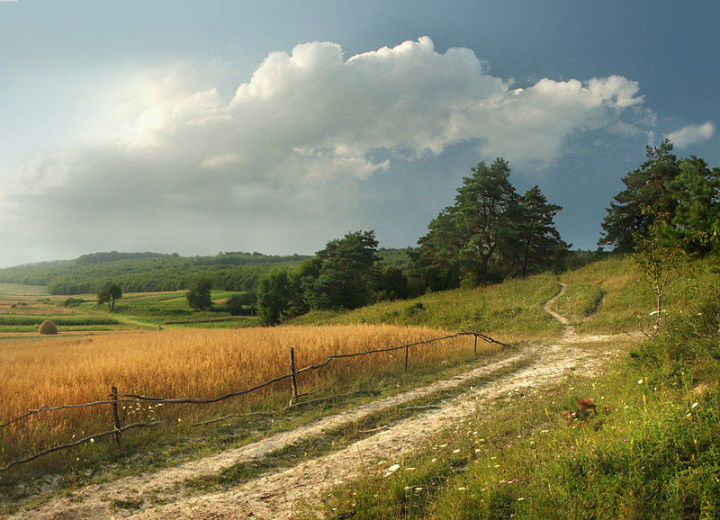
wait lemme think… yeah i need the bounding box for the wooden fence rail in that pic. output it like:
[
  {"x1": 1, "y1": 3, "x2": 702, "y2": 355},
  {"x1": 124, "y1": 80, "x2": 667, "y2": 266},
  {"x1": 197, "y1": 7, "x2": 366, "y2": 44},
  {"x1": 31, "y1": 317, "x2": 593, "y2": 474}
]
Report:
[{"x1": 0, "y1": 331, "x2": 505, "y2": 472}]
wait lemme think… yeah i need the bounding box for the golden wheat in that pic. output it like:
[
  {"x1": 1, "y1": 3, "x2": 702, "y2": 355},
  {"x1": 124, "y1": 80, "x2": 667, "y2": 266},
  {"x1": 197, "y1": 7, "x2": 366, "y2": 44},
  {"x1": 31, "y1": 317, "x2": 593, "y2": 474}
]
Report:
[{"x1": 0, "y1": 324, "x2": 495, "y2": 461}]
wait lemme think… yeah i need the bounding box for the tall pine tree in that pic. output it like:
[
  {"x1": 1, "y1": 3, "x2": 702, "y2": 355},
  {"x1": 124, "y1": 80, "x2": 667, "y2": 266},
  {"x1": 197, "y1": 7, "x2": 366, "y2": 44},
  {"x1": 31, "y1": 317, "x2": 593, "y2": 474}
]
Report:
[{"x1": 599, "y1": 140, "x2": 680, "y2": 251}]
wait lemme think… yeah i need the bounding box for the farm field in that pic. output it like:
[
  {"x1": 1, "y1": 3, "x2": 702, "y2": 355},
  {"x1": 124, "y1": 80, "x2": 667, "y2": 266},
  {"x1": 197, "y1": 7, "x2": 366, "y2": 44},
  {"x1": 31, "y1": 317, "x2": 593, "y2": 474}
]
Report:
[
  {"x1": 0, "y1": 324, "x2": 500, "y2": 494},
  {"x1": 0, "y1": 287, "x2": 260, "y2": 333}
]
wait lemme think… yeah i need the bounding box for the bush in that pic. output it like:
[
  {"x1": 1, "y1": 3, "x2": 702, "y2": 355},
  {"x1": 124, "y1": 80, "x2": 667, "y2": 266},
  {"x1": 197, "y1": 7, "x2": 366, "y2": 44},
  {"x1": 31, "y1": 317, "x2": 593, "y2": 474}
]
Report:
[
  {"x1": 38, "y1": 320, "x2": 58, "y2": 335},
  {"x1": 64, "y1": 297, "x2": 83, "y2": 307}
]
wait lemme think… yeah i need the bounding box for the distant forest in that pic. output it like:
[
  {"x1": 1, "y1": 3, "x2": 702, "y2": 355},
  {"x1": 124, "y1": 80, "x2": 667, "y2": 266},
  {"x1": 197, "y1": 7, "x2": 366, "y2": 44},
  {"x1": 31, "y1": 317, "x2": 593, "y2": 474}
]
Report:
[{"x1": 0, "y1": 251, "x2": 311, "y2": 295}]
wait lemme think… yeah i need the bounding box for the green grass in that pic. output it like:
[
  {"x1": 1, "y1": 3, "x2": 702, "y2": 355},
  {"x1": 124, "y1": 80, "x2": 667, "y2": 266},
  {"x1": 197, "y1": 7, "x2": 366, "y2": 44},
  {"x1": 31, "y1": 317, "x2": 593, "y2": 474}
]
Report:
[
  {"x1": 551, "y1": 284, "x2": 605, "y2": 324},
  {"x1": 0, "y1": 315, "x2": 119, "y2": 326},
  {"x1": 290, "y1": 272, "x2": 563, "y2": 339},
  {"x1": 558, "y1": 254, "x2": 720, "y2": 335},
  {"x1": 0, "y1": 283, "x2": 48, "y2": 296},
  {"x1": 315, "y1": 274, "x2": 720, "y2": 520},
  {"x1": 79, "y1": 290, "x2": 253, "y2": 327}
]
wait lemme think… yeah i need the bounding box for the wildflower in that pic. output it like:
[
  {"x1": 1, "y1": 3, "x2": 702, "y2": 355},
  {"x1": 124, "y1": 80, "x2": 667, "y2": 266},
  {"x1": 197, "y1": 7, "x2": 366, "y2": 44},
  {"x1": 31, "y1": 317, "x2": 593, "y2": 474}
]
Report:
[
  {"x1": 415, "y1": 487, "x2": 422, "y2": 492},
  {"x1": 691, "y1": 402, "x2": 699, "y2": 409},
  {"x1": 638, "y1": 379, "x2": 644, "y2": 385},
  {"x1": 457, "y1": 487, "x2": 466, "y2": 491},
  {"x1": 518, "y1": 497, "x2": 525, "y2": 501},
  {"x1": 453, "y1": 449, "x2": 461, "y2": 454},
  {"x1": 90, "y1": 438, "x2": 94, "y2": 443},
  {"x1": 384, "y1": 464, "x2": 400, "y2": 477},
  {"x1": 431, "y1": 458, "x2": 437, "y2": 463}
]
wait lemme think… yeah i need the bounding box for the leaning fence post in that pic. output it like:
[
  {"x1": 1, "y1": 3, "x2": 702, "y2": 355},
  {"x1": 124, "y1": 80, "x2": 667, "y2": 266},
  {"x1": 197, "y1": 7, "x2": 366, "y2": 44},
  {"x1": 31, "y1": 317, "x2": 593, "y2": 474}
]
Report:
[
  {"x1": 110, "y1": 386, "x2": 122, "y2": 447},
  {"x1": 404, "y1": 341, "x2": 409, "y2": 373},
  {"x1": 473, "y1": 334, "x2": 478, "y2": 356},
  {"x1": 289, "y1": 347, "x2": 299, "y2": 406}
]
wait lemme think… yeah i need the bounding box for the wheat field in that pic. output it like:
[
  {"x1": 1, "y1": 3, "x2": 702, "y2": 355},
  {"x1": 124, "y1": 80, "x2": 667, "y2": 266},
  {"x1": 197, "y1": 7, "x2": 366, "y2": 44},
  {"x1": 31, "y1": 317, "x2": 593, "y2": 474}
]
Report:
[{"x1": 0, "y1": 325, "x2": 495, "y2": 465}]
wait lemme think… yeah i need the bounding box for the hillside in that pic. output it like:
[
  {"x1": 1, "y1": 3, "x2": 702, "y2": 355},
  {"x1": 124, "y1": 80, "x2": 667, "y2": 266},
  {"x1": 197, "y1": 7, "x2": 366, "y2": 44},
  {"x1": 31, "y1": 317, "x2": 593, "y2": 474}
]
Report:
[
  {"x1": 2, "y1": 254, "x2": 719, "y2": 519},
  {"x1": 0, "y1": 251, "x2": 310, "y2": 295},
  {"x1": 0, "y1": 249, "x2": 415, "y2": 296}
]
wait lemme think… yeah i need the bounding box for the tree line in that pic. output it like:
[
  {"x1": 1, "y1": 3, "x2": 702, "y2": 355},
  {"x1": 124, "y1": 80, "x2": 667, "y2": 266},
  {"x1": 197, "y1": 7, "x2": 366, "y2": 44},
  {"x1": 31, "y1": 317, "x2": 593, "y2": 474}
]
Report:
[{"x1": 256, "y1": 158, "x2": 570, "y2": 324}]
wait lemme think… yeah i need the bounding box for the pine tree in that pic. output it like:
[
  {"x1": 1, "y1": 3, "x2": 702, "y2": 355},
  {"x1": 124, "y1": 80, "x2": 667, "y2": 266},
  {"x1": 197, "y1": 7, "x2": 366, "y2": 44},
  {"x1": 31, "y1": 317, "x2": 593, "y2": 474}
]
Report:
[
  {"x1": 599, "y1": 139, "x2": 680, "y2": 251},
  {"x1": 515, "y1": 186, "x2": 569, "y2": 277}
]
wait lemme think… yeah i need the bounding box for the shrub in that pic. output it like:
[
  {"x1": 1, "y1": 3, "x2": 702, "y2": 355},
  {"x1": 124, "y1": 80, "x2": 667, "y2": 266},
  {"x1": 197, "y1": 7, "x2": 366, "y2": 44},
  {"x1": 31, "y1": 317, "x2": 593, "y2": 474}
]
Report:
[
  {"x1": 63, "y1": 297, "x2": 83, "y2": 307},
  {"x1": 38, "y1": 320, "x2": 58, "y2": 335}
]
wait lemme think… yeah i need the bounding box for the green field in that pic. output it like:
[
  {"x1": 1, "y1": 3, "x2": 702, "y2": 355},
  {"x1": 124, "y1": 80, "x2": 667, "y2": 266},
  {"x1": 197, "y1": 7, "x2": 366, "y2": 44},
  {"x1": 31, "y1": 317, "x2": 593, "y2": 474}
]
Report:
[
  {"x1": 0, "y1": 285, "x2": 261, "y2": 332},
  {"x1": 0, "y1": 283, "x2": 48, "y2": 296}
]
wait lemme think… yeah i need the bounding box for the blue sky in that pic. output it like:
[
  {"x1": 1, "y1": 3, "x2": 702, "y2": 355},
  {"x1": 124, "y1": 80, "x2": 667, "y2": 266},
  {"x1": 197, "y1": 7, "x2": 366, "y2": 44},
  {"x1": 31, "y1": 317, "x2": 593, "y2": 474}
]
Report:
[{"x1": 0, "y1": 0, "x2": 718, "y2": 266}]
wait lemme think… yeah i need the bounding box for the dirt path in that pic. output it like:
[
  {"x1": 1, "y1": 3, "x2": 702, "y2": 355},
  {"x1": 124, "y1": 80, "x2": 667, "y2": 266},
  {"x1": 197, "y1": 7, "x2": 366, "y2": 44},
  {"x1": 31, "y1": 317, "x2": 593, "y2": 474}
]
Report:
[{"x1": 8, "y1": 283, "x2": 627, "y2": 520}]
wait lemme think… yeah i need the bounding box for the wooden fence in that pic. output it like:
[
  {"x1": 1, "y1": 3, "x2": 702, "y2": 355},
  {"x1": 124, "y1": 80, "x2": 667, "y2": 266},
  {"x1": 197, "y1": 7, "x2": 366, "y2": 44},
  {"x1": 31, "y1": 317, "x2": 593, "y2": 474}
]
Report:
[{"x1": 0, "y1": 331, "x2": 504, "y2": 472}]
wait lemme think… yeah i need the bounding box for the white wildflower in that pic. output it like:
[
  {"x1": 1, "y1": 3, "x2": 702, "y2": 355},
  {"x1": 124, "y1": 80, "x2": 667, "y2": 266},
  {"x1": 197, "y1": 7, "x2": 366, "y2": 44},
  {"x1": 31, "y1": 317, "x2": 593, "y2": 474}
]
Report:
[{"x1": 384, "y1": 464, "x2": 400, "y2": 477}]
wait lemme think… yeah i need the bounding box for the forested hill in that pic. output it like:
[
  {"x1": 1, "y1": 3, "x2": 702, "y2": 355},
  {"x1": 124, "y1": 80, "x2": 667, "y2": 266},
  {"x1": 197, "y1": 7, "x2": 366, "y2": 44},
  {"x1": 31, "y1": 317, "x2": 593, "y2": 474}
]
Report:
[{"x1": 0, "y1": 251, "x2": 311, "y2": 295}]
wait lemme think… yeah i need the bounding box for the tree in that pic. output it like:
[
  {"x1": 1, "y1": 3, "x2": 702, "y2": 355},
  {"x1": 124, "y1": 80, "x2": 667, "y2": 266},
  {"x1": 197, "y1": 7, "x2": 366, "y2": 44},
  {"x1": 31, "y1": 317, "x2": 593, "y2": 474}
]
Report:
[
  {"x1": 225, "y1": 292, "x2": 257, "y2": 315},
  {"x1": 375, "y1": 265, "x2": 409, "y2": 301},
  {"x1": 661, "y1": 156, "x2": 720, "y2": 254},
  {"x1": 186, "y1": 277, "x2": 212, "y2": 310},
  {"x1": 515, "y1": 186, "x2": 570, "y2": 277},
  {"x1": 97, "y1": 282, "x2": 122, "y2": 311},
  {"x1": 599, "y1": 140, "x2": 680, "y2": 251},
  {"x1": 306, "y1": 231, "x2": 380, "y2": 310},
  {"x1": 634, "y1": 234, "x2": 683, "y2": 333},
  {"x1": 415, "y1": 160, "x2": 567, "y2": 286},
  {"x1": 257, "y1": 269, "x2": 304, "y2": 324}
]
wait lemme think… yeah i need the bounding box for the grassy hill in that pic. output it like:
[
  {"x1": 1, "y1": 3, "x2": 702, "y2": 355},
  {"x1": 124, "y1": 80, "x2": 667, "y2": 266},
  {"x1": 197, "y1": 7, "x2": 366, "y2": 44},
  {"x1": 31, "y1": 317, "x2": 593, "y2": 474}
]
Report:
[
  {"x1": 291, "y1": 254, "x2": 719, "y2": 339},
  {"x1": 313, "y1": 253, "x2": 720, "y2": 519}
]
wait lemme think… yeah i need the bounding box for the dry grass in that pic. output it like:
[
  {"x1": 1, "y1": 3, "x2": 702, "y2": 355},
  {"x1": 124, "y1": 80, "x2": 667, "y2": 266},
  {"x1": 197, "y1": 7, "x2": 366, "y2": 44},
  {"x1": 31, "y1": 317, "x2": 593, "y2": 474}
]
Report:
[{"x1": 0, "y1": 325, "x2": 494, "y2": 464}]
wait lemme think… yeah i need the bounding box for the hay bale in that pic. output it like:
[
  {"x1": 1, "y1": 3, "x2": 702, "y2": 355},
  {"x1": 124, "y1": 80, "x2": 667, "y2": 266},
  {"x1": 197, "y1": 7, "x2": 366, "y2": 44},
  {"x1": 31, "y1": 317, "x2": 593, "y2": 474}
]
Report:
[{"x1": 38, "y1": 320, "x2": 58, "y2": 335}]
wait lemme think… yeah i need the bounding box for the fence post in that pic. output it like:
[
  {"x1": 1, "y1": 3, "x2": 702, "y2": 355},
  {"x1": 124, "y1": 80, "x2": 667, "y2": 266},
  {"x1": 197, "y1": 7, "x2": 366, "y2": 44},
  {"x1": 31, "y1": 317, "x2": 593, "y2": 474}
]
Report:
[
  {"x1": 473, "y1": 334, "x2": 478, "y2": 356},
  {"x1": 110, "y1": 386, "x2": 122, "y2": 447},
  {"x1": 289, "y1": 347, "x2": 299, "y2": 406},
  {"x1": 404, "y1": 341, "x2": 409, "y2": 373}
]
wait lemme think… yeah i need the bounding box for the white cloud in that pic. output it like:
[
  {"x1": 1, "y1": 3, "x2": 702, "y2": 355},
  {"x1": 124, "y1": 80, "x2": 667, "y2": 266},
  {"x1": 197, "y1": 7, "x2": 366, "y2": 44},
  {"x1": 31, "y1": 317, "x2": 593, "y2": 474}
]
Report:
[
  {"x1": 666, "y1": 121, "x2": 715, "y2": 148},
  {"x1": 1, "y1": 37, "x2": 648, "y2": 266}
]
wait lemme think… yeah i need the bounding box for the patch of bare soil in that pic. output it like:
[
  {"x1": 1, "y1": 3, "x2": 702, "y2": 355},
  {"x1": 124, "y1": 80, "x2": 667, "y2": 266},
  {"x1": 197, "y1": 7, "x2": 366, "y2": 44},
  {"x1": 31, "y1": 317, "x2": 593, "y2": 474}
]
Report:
[{"x1": 7, "y1": 283, "x2": 631, "y2": 520}]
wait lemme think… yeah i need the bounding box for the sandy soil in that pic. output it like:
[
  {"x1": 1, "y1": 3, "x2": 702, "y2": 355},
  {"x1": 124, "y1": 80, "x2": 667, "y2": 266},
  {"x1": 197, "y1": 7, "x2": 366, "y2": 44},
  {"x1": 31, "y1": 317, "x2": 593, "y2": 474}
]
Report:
[{"x1": 7, "y1": 283, "x2": 631, "y2": 520}]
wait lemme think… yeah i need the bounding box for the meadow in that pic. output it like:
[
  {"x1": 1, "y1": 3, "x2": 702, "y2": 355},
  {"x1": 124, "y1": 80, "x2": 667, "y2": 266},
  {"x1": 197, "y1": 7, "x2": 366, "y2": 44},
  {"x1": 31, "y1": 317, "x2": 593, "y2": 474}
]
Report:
[
  {"x1": 310, "y1": 255, "x2": 720, "y2": 519},
  {"x1": 291, "y1": 272, "x2": 564, "y2": 338}
]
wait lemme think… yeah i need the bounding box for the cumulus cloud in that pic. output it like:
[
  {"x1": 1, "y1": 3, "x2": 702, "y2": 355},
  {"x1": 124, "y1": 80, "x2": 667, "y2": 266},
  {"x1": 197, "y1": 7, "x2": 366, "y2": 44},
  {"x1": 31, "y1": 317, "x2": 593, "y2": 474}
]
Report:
[
  {"x1": 666, "y1": 121, "x2": 715, "y2": 148},
  {"x1": 1, "y1": 37, "x2": 648, "y2": 266}
]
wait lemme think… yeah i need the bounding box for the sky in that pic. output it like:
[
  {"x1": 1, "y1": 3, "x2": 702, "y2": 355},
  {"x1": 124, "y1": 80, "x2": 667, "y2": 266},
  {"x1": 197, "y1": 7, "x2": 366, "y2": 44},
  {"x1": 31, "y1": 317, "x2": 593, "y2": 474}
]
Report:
[{"x1": 1, "y1": 0, "x2": 718, "y2": 267}]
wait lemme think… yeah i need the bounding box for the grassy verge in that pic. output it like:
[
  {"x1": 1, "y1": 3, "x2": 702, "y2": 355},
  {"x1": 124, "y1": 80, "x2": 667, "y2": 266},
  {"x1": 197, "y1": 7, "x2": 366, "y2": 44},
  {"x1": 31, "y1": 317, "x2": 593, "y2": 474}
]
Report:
[
  {"x1": 316, "y1": 290, "x2": 720, "y2": 519},
  {"x1": 550, "y1": 284, "x2": 605, "y2": 324},
  {"x1": 559, "y1": 254, "x2": 719, "y2": 335},
  {"x1": 291, "y1": 272, "x2": 563, "y2": 339}
]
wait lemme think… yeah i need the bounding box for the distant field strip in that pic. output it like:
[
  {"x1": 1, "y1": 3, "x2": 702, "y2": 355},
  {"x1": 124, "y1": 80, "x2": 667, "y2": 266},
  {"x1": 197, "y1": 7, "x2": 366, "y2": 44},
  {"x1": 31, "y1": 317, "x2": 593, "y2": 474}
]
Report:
[{"x1": 0, "y1": 315, "x2": 120, "y2": 326}]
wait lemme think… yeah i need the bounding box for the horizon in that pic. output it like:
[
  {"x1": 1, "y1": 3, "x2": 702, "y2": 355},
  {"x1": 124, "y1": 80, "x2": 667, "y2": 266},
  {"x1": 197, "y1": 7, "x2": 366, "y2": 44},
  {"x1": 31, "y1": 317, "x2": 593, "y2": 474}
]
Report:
[{"x1": 1, "y1": 1, "x2": 718, "y2": 268}]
